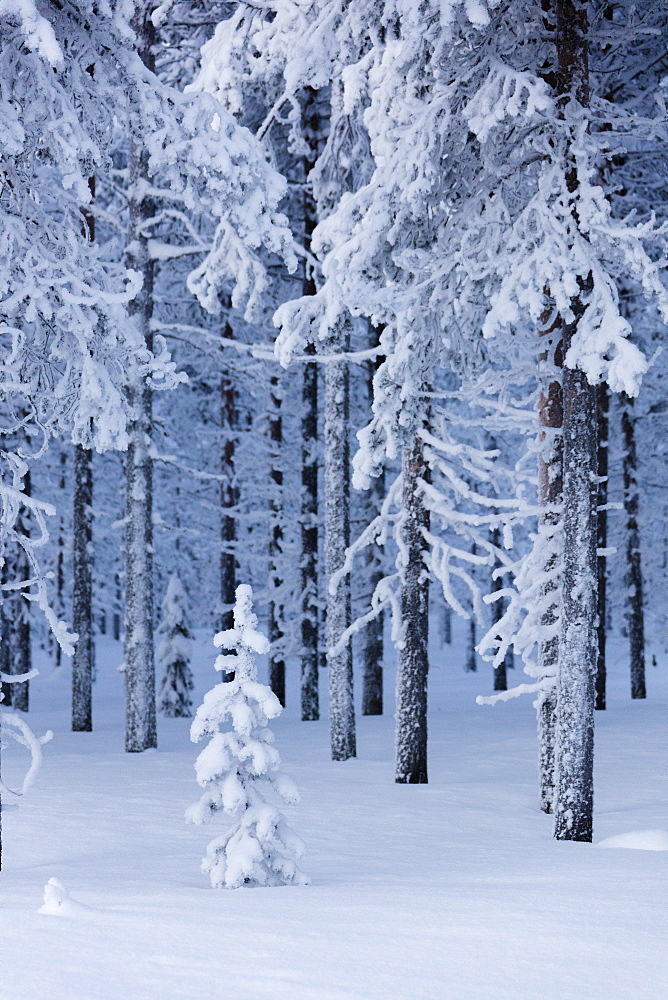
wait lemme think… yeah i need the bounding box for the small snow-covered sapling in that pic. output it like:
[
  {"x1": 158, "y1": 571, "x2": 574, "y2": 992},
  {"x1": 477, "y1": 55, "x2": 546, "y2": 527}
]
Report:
[
  {"x1": 186, "y1": 584, "x2": 307, "y2": 888},
  {"x1": 157, "y1": 573, "x2": 194, "y2": 718}
]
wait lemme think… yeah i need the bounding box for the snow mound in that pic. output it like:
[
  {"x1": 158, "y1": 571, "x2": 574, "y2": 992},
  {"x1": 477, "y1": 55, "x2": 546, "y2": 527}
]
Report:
[
  {"x1": 596, "y1": 830, "x2": 668, "y2": 852},
  {"x1": 38, "y1": 878, "x2": 93, "y2": 917}
]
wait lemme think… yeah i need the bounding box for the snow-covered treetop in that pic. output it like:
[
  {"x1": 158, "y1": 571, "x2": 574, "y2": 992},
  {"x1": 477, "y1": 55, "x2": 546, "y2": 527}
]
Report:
[{"x1": 211, "y1": 584, "x2": 270, "y2": 685}]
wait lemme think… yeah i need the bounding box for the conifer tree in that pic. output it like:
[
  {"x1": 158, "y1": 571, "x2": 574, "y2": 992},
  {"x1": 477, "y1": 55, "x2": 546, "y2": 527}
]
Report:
[
  {"x1": 157, "y1": 573, "x2": 194, "y2": 719},
  {"x1": 187, "y1": 585, "x2": 307, "y2": 889}
]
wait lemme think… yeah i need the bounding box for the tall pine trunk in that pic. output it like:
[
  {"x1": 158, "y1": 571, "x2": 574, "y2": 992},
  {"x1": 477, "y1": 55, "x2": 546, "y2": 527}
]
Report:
[
  {"x1": 395, "y1": 432, "x2": 430, "y2": 784},
  {"x1": 55, "y1": 450, "x2": 67, "y2": 669},
  {"x1": 553, "y1": 0, "x2": 598, "y2": 843},
  {"x1": 537, "y1": 324, "x2": 563, "y2": 814},
  {"x1": 124, "y1": 8, "x2": 156, "y2": 753},
  {"x1": 300, "y1": 90, "x2": 321, "y2": 722},
  {"x1": 72, "y1": 444, "x2": 94, "y2": 731},
  {"x1": 596, "y1": 382, "x2": 609, "y2": 710},
  {"x1": 362, "y1": 354, "x2": 384, "y2": 716},
  {"x1": 9, "y1": 470, "x2": 31, "y2": 713},
  {"x1": 219, "y1": 311, "x2": 237, "y2": 683},
  {"x1": 490, "y1": 528, "x2": 509, "y2": 692},
  {"x1": 325, "y1": 333, "x2": 355, "y2": 760},
  {"x1": 268, "y1": 374, "x2": 285, "y2": 706},
  {"x1": 622, "y1": 394, "x2": 646, "y2": 699}
]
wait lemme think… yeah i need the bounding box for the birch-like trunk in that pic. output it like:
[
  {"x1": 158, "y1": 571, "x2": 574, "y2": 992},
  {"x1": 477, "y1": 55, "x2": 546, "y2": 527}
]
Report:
[
  {"x1": 622, "y1": 393, "x2": 646, "y2": 699},
  {"x1": 124, "y1": 8, "x2": 156, "y2": 753},
  {"x1": 395, "y1": 433, "x2": 429, "y2": 784},
  {"x1": 325, "y1": 333, "x2": 355, "y2": 760},
  {"x1": 72, "y1": 443, "x2": 94, "y2": 731},
  {"x1": 596, "y1": 382, "x2": 609, "y2": 710},
  {"x1": 268, "y1": 374, "x2": 285, "y2": 706},
  {"x1": 553, "y1": 0, "x2": 598, "y2": 843}
]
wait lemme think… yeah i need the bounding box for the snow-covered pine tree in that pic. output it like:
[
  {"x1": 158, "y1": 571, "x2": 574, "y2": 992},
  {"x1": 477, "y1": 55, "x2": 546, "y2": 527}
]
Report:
[
  {"x1": 187, "y1": 584, "x2": 307, "y2": 889},
  {"x1": 157, "y1": 573, "x2": 194, "y2": 718}
]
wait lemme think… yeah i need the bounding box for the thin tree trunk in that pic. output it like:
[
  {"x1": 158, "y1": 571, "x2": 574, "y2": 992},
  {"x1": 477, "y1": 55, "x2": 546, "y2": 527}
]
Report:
[
  {"x1": 596, "y1": 382, "x2": 609, "y2": 710},
  {"x1": 11, "y1": 470, "x2": 31, "y2": 713},
  {"x1": 537, "y1": 314, "x2": 563, "y2": 813},
  {"x1": 553, "y1": 0, "x2": 597, "y2": 843},
  {"x1": 622, "y1": 393, "x2": 646, "y2": 699},
  {"x1": 490, "y1": 528, "x2": 508, "y2": 692},
  {"x1": 124, "y1": 8, "x2": 156, "y2": 753},
  {"x1": 72, "y1": 444, "x2": 94, "y2": 731},
  {"x1": 362, "y1": 354, "x2": 384, "y2": 716},
  {"x1": 395, "y1": 432, "x2": 430, "y2": 784},
  {"x1": 54, "y1": 449, "x2": 66, "y2": 668},
  {"x1": 325, "y1": 332, "x2": 355, "y2": 761},
  {"x1": 300, "y1": 91, "x2": 321, "y2": 722},
  {"x1": 219, "y1": 310, "x2": 237, "y2": 685},
  {"x1": 113, "y1": 572, "x2": 121, "y2": 642},
  {"x1": 268, "y1": 374, "x2": 285, "y2": 706},
  {"x1": 442, "y1": 604, "x2": 452, "y2": 645}
]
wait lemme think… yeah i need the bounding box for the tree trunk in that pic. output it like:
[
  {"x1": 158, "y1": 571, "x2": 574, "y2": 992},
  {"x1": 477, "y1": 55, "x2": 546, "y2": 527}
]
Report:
[
  {"x1": 622, "y1": 393, "x2": 646, "y2": 699},
  {"x1": 490, "y1": 528, "x2": 508, "y2": 692},
  {"x1": 362, "y1": 354, "x2": 384, "y2": 716},
  {"x1": 325, "y1": 332, "x2": 355, "y2": 760},
  {"x1": 553, "y1": 0, "x2": 597, "y2": 844},
  {"x1": 10, "y1": 471, "x2": 31, "y2": 713},
  {"x1": 268, "y1": 374, "x2": 285, "y2": 706},
  {"x1": 124, "y1": 8, "x2": 156, "y2": 753},
  {"x1": 300, "y1": 91, "x2": 321, "y2": 722},
  {"x1": 596, "y1": 382, "x2": 609, "y2": 710},
  {"x1": 537, "y1": 317, "x2": 564, "y2": 814},
  {"x1": 442, "y1": 605, "x2": 452, "y2": 645},
  {"x1": 72, "y1": 444, "x2": 94, "y2": 731},
  {"x1": 395, "y1": 433, "x2": 430, "y2": 784},
  {"x1": 54, "y1": 449, "x2": 67, "y2": 668},
  {"x1": 219, "y1": 309, "x2": 237, "y2": 683}
]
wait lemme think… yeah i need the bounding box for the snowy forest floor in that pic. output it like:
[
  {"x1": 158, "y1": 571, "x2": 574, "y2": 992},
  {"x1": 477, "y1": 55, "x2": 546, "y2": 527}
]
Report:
[{"x1": 1, "y1": 629, "x2": 667, "y2": 1000}]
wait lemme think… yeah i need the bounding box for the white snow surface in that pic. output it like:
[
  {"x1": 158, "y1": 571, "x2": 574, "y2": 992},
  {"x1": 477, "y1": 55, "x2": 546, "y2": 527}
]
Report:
[
  {"x1": 1, "y1": 629, "x2": 667, "y2": 999},
  {"x1": 597, "y1": 829, "x2": 668, "y2": 852}
]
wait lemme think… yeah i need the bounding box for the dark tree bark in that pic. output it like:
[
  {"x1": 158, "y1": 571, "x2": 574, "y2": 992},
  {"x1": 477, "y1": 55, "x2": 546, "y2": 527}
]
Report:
[
  {"x1": 466, "y1": 618, "x2": 477, "y2": 673},
  {"x1": 113, "y1": 572, "x2": 121, "y2": 642},
  {"x1": 395, "y1": 432, "x2": 430, "y2": 784},
  {"x1": 325, "y1": 331, "x2": 355, "y2": 761},
  {"x1": 553, "y1": 0, "x2": 598, "y2": 843},
  {"x1": 362, "y1": 354, "x2": 384, "y2": 716},
  {"x1": 490, "y1": 528, "x2": 510, "y2": 692},
  {"x1": 596, "y1": 382, "x2": 609, "y2": 710},
  {"x1": 54, "y1": 449, "x2": 66, "y2": 668},
  {"x1": 537, "y1": 314, "x2": 564, "y2": 814},
  {"x1": 218, "y1": 309, "x2": 237, "y2": 684},
  {"x1": 442, "y1": 604, "x2": 452, "y2": 645},
  {"x1": 621, "y1": 393, "x2": 646, "y2": 699},
  {"x1": 300, "y1": 90, "x2": 321, "y2": 722},
  {"x1": 9, "y1": 470, "x2": 31, "y2": 714},
  {"x1": 268, "y1": 374, "x2": 285, "y2": 706},
  {"x1": 72, "y1": 444, "x2": 94, "y2": 731},
  {"x1": 124, "y1": 8, "x2": 156, "y2": 752}
]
